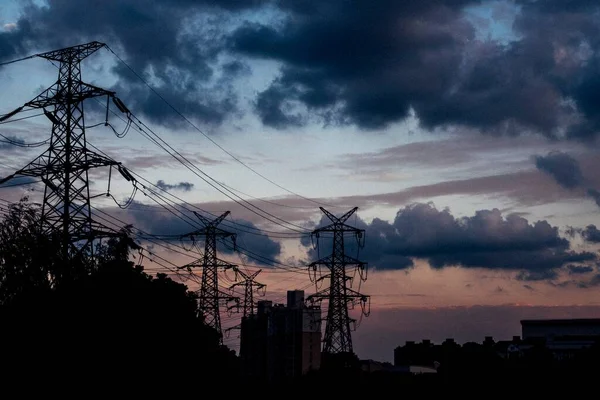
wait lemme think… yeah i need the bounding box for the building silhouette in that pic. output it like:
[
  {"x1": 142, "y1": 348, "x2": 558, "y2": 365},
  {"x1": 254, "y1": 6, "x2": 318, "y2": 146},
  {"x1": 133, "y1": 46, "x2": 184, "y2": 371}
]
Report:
[
  {"x1": 240, "y1": 290, "x2": 321, "y2": 381},
  {"x1": 519, "y1": 318, "x2": 600, "y2": 360}
]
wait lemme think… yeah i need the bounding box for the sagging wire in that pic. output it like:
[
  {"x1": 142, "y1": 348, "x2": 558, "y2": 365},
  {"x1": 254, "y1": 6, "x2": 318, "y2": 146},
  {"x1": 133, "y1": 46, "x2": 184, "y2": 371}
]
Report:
[
  {"x1": 108, "y1": 188, "x2": 137, "y2": 209},
  {"x1": 106, "y1": 119, "x2": 132, "y2": 138},
  {"x1": 0, "y1": 133, "x2": 49, "y2": 148},
  {"x1": 87, "y1": 95, "x2": 133, "y2": 138},
  {"x1": 99, "y1": 164, "x2": 138, "y2": 209},
  {"x1": 135, "y1": 248, "x2": 145, "y2": 268},
  {"x1": 354, "y1": 296, "x2": 371, "y2": 330},
  {"x1": 179, "y1": 235, "x2": 197, "y2": 252},
  {"x1": 257, "y1": 283, "x2": 267, "y2": 297},
  {"x1": 107, "y1": 96, "x2": 132, "y2": 138},
  {"x1": 356, "y1": 230, "x2": 368, "y2": 282},
  {"x1": 223, "y1": 267, "x2": 236, "y2": 283}
]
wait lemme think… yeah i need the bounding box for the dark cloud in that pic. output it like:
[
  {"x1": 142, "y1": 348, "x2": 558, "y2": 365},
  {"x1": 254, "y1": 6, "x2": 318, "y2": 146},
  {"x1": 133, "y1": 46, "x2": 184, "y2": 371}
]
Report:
[
  {"x1": 231, "y1": 0, "x2": 478, "y2": 130},
  {"x1": 577, "y1": 224, "x2": 600, "y2": 243},
  {"x1": 228, "y1": 218, "x2": 282, "y2": 264},
  {"x1": 155, "y1": 180, "x2": 194, "y2": 192},
  {"x1": 568, "y1": 265, "x2": 594, "y2": 275},
  {"x1": 229, "y1": 0, "x2": 600, "y2": 138},
  {"x1": 0, "y1": 0, "x2": 261, "y2": 127},
  {"x1": 5, "y1": 1, "x2": 600, "y2": 137},
  {"x1": 587, "y1": 188, "x2": 600, "y2": 207},
  {"x1": 302, "y1": 203, "x2": 596, "y2": 279},
  {"x1": 554, "y1": 273, "x2": 600, "y2": 289},
  {"x1": 512, "y1": 1, "x2": 600, "y2": 139},
  {"x1": 534, "y1": 151, "x2": 584, "y2": 189},
  {"x1": 532, "y1": 151, "x2": 600, "y2": 207},
  {"x1": 125, "y1": 202, "x2": 281, "y2": 263}
]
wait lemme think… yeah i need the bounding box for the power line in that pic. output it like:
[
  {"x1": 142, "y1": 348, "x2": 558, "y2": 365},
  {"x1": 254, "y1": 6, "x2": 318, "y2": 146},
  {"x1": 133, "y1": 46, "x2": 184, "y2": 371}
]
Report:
[
  {"x1": 86, "y1": 97, "x2": 311, "y2": 237},
  {"x1": 0, "y1": 53, "x2": 37, "y2": 67},
  {"x1": 128, "y1": 114, "x2": 311, "y2": 233},
  {"x1": 0, "y1": 112, "x2": 45, "y2": 125},
  {"x1": 105, "y1": 45, "x2": 341, "y2": 209}
]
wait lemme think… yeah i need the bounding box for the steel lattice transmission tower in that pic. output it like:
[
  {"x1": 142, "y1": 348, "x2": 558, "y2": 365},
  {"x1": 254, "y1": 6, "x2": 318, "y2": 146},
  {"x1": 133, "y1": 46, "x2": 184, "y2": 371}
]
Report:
[
  {"x1": 181, "y1": 211, "x2": 239, "y2": 343},
  {"x1": 230, "y1": 268, "x2": 265, "y2": 318},
  {"x1": 306, "y1": 207, "x2": 370, "y2": 355},
  {"x1": 224, "y1": 268, "x2": 265, "y2": 340},
  {"x1": 0, "y1": 41, "x2": 128, "y2": 282}
]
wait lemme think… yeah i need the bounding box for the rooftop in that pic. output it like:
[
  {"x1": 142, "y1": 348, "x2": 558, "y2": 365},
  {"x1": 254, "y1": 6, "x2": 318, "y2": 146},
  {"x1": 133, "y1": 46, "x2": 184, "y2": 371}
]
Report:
[{"x1": 520, "y1": 318, "x2": 600, "y2": 326}]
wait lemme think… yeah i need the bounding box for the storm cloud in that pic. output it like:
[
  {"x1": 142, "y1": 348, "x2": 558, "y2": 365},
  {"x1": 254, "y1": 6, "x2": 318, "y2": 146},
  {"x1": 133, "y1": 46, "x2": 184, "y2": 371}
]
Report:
[
  {"x1": 303, "y1": 203, "x2": 596, "y2": 280},
  {"x1": 535, "y1": 152, "x2": 584, "y2": 189},
  {"x1": 1, "y1": 1, "x2": 599, "y2": 137},
  {"x1": 227, "y1": 0, "x2": 600, "y2": 138},
  {"x1": 1, "y1": 1, "x2": 600, "y2": 138},
  {"x1": 0, "y1": 0, "x2": 258, "y2": 127},
  {"x1": 533, "y1": 151, "x2": 600, "y2": 207},
  {"x1": 572, "y1": 224, "x2": 600, "y2": 243},
  {"x1": 155, "y1": 180, "x2": 194, "y2": 192},
  {"x1": 125, "y1": 202, "x2": 282, "y2": 263}
]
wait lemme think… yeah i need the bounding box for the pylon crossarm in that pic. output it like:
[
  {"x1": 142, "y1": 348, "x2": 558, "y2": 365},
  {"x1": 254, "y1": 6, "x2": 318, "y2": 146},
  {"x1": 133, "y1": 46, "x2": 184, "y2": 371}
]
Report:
[
  {"x1": 193, "y1": 210, "x2": 230, "y2": 228},
  {"x1": 250, "y1": 269, "x2": 261, "y2": 280},
  {"x1": 344, "y1": 287, "x2": 369, "y2": 299},
  {"x1": 229, "y1": 281, "x2": 245, "y2": 290},
  {"x1": 319, "y1": 206, "x2": 340, "y2": 224},
  {"x1": 306, "y1": 286, "x2": 331, "y2": 302},
  {"x1": 180, "y1": 228, "x2": 207, "y2": 239},
  {"x1": 178, "y1": 259, "x2": 203, "y2": 271},
  {"x1": 193, "y1": 211, "x2": 213, "y2": 227},
  {"x1": 337, "y1": 207, "x2": 359, "y2": 223},
  {"x1": 12, "y1": 149, "x2": 120, "y2": 180},
  {"x1": 340, "y1": 254, "x2": 367, "y2": 266},
  {"x1": 310, "y1": 255, "x2": 333, "y2": 267},
  {"x1": 215, "y1": 259, "x2": 236, "y2": 270},
  {"x1": 23, "y1": 82, "x2": 114, "y2": 110},
  {"x1": 211, "y1": 211, "x2": 230, "y2": 227},
  {"x1": 35, "y1": 41, "x2": 106, "y2": 62},
  {"x1": 312, "y1": 223, "x2": 364, "y2": 235}
]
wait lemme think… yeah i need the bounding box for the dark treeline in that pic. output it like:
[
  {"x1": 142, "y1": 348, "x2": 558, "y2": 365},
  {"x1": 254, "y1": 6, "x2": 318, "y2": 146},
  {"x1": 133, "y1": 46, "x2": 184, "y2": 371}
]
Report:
[{"x1": 0, "y1": 198, "x2": 238, "y2": 389}]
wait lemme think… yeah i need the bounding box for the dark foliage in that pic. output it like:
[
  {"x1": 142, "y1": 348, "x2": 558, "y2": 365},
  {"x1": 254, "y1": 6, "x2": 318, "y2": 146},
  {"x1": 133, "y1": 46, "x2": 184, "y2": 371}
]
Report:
[{"x1": 0, "y1": 198, "x2": 239, "y2": 389}]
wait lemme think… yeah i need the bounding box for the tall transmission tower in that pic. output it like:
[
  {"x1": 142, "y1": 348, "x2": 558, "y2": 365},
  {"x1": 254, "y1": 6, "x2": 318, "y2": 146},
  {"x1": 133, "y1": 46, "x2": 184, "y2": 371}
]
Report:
[
  {"x1": 306, "y1": 207, "x2": 370, "y2": 356},
  {"x1": 180, "y1": 211, "x2": 239, "y2": 343},
  {"x1": 0, "y1": 42, "x2": 131, "y2": 283},
  {"x1": 230, "y1": 268, "x2": 265, "y2": 318},
  {"x1": 224, "y1": 268, "x2": 266, "y2": 339}
]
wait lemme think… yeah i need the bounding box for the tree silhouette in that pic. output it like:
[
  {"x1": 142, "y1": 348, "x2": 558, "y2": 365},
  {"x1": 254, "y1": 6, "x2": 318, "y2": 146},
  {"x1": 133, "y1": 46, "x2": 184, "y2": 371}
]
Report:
[
  {"x1": 0, "y1": 197, "x2": 239, "y2": 387},
  {"x1": 0, "y1": 197, "x2": 59, "y2": 305}
]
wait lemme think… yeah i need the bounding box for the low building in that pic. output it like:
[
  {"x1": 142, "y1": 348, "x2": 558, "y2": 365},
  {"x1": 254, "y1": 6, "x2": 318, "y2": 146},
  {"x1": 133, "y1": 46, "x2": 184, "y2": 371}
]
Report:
[
  {"x1": 240, "y1": 290, "x2": 321, "y2": 381},
  {"x1": 520, "y1": 318, "x2": 600, "y2": 359},
  {"x1": 521, "y1": 318, "x2": 600, "y2": 341}
]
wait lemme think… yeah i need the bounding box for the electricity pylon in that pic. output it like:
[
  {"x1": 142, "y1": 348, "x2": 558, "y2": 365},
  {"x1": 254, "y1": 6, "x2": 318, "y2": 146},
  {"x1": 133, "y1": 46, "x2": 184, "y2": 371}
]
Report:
[
  {"x1": 180, "y1": 211, "x2": 239, "y2": 343},
  {"x1": 225, "y1": 268, "x2": 266, "y2": 338},
  {"x1": 230, "y1": 268, "x2": 265, "y2": 318},
  {"x1": 0, "y1": 41, "x2": 130, "y2": 283},
  {"x1": 306, "y1": 207, "x2": 370, "y2": 355}
]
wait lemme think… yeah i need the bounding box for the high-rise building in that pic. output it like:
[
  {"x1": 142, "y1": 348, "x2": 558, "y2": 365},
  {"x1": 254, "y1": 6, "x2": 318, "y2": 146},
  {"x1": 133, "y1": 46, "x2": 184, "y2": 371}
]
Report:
[{"x1": 240, "y1": 290, "x2": 321, "y2": 381}]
